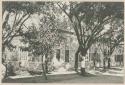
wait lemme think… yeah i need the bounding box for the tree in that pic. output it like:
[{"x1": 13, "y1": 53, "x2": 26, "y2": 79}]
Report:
[
  {"x1": 92, "y1": 49, "x2": 100, "y2": 69},
  {"x1": 2, "y1": 1, "x2": 46, "y2": 52},
  {"x1": 20, "y1": 3, "x2": 66, "y2": 79},
  {"x1": 2, "y1": 1, "x2": 59, "y2": 79},
  {"x1": 57, "y1": 2, "x2": 124, "y2": 71},
  {"x1": 2, "y1": 1, "x2": 35, "y2": 77},
  {"x1": 98, "y1": 18, "x2": 124, "y2": 69}
]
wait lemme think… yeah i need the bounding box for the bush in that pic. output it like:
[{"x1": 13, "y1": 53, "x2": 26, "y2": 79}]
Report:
[
  {"x1": 27, "y1": 62, "x2": 43, "y2": 75},
  {"x1": 6, "y1": 62, "x2": 15, "y2": 76}
]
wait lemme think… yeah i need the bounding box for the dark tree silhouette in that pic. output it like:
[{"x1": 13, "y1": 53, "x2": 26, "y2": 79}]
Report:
[{"x1": 57, "y1": 2, "x2": 124, "y2": 71}]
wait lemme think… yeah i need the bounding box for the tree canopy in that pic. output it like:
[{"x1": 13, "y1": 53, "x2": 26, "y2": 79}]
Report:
[
  {"x1": 58, "y1": 2, "x2": 124, "y2": 56},
  {"x1": 57, "y1": 2, "x2": 124, "y2": 70},
  {"x1": 2, "y1": 1, "x2": 46, "y2": 51}
]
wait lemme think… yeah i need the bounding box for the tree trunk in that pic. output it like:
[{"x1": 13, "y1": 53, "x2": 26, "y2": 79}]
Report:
[
  {"x1": 107, "y1": 57, "x2": 111, "y2": 69},
  {"x1": 74, "y1": 46, "x2": 88, "y2": 73},
  {"x1": 41, "y1": 55, "x2": 47, "y2": 80},
  {"x1": 45, "y1": 57, "x2": 48, "y2": 73},
  {"x1": 77, "y1": 47, "x2": 87, "y2": 76},
  {"x1": 93, "y1": 60, "x2": 96, "y2": 70},
  {"x1": 2, "y1": 46, "x2": 8, "y2": 78},
  {"x1": 79, "y1": 46, "x2": 88, "y2": 56},
  {"x1": 103, "y1": 58, "x2": 106, "y2": 71},
  {"x1": 45, "y1": 53, "x2": 48, "y2": 73},
  {"x1": 45, "y1": 61, "x2": 48, "y2": 73},
  {"x1": 74, "y1": 46, "x2": 82, "y2": 72},
  {"x1": 80, "y1": 48, "x2": 87, "y2": 75},
  {"x1": 74, "y1": 49, "x2": 80, "y2": 72},
  {"x1": 42, "y1": 63, "x2": 47, "y2": 80}
]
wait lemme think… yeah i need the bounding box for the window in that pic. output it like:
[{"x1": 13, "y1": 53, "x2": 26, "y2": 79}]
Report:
[
  {"x1": 56, "y1": 49, "x2": 60, "y2": 61},
  {"x1": 115, "y1": 55, "x2": 123, "y2": 62},
  {"x1": 32, "y1": 57, "x2": 35, "y2": 61},
  {"x1": 65, "y1": 50, "x2": 69, "y2": 62}
]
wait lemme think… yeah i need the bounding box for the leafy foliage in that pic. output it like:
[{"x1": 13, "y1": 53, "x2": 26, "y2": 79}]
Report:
[
  {"x1": 2, "y1": 1, "x2": 46, "y2": 51},
  {"x1": 98, "y1": 18, "x2": 124, "y2": 55},
  {"x1": 20, "y1": 3, "x2": 66, "y2": 56},
  {"x1": 58, "y1": 2, "x2": 124, "y2": 56}
]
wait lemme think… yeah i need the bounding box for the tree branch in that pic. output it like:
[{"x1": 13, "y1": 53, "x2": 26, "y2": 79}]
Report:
[
  {"x1": 3, "y1": 14, "x2": 31, "y2": 47},
  {"x1": 57, "y1": 3, "x2": 70, "y2": 19}
]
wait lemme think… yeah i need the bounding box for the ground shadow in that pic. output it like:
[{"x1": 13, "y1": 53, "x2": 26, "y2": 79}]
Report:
[{"x1": 2, "y1": 72, "x2": 96, "y2": 83}]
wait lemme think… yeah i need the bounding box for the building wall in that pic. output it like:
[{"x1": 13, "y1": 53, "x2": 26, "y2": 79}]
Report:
[
  {"x1": 52, "y1": 35, "x2": 124, "y2": 70},
  {"x1": 51, "y1": 34, "x2": 79, "y2": 70},
  {"x1": 3, "y1": 33, "x2": 124, "y2": 72}
]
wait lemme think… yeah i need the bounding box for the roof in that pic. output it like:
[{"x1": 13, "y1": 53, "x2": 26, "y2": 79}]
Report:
[{"x1": 52, "y1": 29, "x2": 75, "y2": 35}]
